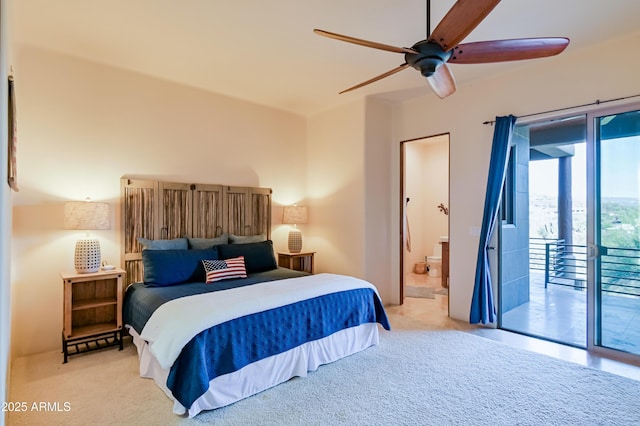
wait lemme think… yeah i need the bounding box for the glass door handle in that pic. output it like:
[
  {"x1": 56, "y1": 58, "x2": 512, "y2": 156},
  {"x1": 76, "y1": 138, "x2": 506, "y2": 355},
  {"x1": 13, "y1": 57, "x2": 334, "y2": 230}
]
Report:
[{"x1": 587, "y1": 244, "x2": 600, "y2": 260}]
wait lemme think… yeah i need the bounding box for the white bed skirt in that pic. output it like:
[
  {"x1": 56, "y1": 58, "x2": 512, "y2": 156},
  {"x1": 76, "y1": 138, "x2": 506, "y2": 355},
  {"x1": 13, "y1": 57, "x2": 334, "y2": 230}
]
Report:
[{"x1": 128, "y1": 322, "x2": 380, "y2": 418}]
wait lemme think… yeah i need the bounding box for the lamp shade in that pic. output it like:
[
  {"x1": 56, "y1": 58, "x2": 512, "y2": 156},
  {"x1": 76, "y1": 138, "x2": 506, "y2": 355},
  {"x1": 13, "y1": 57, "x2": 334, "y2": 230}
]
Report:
[
  {"x1": 283, "y1": 205, "x2": 307, "y2": 253},
  {"x1": 64, "y1": 200, "x2": 110, "y2": 273},
  {"x1": 64, "y1": 201, "x2": 110, "y2": 230},
  {"x1": 282, "y1": 206, "x2": 308, "y2": 225}
]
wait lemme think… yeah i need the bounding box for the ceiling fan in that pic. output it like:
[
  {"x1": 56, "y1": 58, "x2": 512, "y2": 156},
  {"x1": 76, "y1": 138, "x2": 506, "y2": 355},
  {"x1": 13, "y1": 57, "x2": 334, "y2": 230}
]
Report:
[{"x1": 314, "y1": 0, "x2": 569, "y2": 99}]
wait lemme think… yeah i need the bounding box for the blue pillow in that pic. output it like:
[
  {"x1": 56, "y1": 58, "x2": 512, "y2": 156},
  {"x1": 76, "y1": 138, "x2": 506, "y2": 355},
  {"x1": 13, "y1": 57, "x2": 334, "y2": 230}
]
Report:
[
  {"x1": 217, "y1": 240, "x2": 277, "y2": 273},
  {"x1": 187, "y1": 234, "x2": 229, "y2": 249},
  {"x1": 142, "y1": 248, "x2": 218, "y2": 286},
  {"x1": 137, "y1": 237, "x2": 188, "y2": 250}
]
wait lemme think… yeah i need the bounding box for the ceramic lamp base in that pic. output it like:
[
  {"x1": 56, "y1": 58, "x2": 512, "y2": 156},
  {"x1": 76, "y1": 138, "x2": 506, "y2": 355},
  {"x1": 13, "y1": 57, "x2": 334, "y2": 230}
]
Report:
[
  {"x1": 287, "y1": 229, "x2": 303, "y2": 253},
  {"x1": 74, "y1": 238, "x2": 101, "y2": 273}
]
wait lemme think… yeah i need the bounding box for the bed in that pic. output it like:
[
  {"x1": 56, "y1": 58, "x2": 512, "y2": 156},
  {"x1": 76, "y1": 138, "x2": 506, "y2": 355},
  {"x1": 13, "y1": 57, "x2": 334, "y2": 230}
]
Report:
[{"x1": 121, "y1": 217, "x2": 390, "y2": 417}]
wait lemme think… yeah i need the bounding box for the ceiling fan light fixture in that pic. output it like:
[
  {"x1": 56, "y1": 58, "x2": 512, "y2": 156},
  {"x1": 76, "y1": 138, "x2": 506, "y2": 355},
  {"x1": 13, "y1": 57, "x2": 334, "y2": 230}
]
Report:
[
  {"x1": 415, "y1": 58, "x2": 440, "y2": 77},
  {"x1": 405, "y1": 40, "x2": 452, "y2": 77}
]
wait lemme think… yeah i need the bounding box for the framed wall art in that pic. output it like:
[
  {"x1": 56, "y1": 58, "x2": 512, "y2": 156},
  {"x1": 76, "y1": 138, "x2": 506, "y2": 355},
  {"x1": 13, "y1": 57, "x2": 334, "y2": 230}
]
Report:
[{"x1": 8, "y1": 74, "x2": 18, "y2": 192}]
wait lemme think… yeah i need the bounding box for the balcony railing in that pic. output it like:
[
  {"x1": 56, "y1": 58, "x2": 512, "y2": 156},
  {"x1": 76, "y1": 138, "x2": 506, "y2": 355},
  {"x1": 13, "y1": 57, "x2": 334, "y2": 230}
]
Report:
[
  {"x1": 529, "y1": 238, "x2": 640, "y2": 297},
  {"x1": 600, "y1": 246, "x2": 640, "y2": 297}
]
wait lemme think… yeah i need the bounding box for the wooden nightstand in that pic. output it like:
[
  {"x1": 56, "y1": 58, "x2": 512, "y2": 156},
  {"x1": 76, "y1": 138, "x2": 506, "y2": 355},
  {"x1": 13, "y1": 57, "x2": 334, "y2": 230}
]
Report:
[
  {"x1": 61, "y1": 269, "x2": 125, "y2": 363},
  {"x1": 277, "y1": 252, "x2": 315, "y2": 274}
]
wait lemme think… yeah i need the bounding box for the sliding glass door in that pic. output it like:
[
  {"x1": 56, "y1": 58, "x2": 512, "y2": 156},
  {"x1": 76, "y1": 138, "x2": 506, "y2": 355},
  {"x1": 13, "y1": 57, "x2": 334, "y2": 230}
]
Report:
[
  {"x1": 498, "y1": 103, "x2": 640, "y2": 362},
  {"x1": 589, "y1": 107, "x2": 640, "y2": 357},
  {"x1": 499, "y1": 114, "x2": 588, "y2": 347}
]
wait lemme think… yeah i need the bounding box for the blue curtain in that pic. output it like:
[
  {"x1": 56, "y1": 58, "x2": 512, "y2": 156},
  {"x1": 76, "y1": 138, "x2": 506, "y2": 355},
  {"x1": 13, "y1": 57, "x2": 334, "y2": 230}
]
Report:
[{"x1": 470, "y1": 115, "x2": 517, "y2": 324}]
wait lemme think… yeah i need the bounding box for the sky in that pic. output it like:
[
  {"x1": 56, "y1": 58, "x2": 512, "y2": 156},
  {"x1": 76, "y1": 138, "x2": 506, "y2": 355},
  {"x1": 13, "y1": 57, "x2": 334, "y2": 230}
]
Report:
[
  {"x1": 529, "y1": 142, "x2": 585, "y2": 201},
  {"x1": 600, "y1": 136, "x2": 640, "y2": 199},
  {"x1": 529, "y1": 136, "x2": 640, "y2": 201}
]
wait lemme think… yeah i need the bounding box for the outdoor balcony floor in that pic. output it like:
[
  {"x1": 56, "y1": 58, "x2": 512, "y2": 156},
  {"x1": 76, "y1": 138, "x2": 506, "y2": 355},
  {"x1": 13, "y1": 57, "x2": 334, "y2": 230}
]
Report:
[{"x1": 501, "y1": 271, "x2": 640, "y2": 355}]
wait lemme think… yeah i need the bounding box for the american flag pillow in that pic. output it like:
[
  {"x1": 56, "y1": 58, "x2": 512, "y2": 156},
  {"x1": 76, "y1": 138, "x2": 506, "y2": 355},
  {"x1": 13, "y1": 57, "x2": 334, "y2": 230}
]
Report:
[{"x1": 202, "y1": 256, "x2": 247, "y2": 283}]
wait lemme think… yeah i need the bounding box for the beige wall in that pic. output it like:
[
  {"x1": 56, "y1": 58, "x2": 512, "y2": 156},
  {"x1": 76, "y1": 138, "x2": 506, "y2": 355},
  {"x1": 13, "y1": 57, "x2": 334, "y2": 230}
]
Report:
[
  {"x1": 363, "y1": 99, "x2": 394, "y2": 301},
  {"x1": 422, "y1": 140, "x2": 450, "y2": 255},
  {"x1": 1, "y1": 0, "x2": 13, "y2": 423},
  {"x1": 306, "y1": 100, "x2": 366, "y2": 277},
  {"x1": 391, "y1": 31, "x2": 640, "y2": 321},
  {"x1": 11, "y1": 46, "x2": 307, "y2": 356},
  {"x1": 404, "y1": 142, "x2": 426, "y2": 274},
  {"x1": 304, "y1": 97, "x2": 395, "y2": 304}
]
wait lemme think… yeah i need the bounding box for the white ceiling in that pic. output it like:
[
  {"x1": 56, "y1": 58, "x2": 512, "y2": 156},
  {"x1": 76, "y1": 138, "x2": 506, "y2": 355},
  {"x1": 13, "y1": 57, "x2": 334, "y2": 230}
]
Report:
[{"x1": 12, "y1": 0, "x2": 640, "y2": 116}]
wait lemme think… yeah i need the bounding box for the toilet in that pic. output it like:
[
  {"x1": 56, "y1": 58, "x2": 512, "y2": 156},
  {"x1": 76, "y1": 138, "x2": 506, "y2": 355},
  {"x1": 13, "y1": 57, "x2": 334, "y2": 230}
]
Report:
[{"x1": 426, "y1": 243, "x2": 442, "y2": 277}]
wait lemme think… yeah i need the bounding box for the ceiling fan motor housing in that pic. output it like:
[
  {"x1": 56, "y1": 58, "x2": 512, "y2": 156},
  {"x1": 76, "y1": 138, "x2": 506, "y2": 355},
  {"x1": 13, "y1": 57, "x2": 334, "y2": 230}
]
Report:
[{"x1": 405, "y1": 40, "x2": 453, "y2": 77}]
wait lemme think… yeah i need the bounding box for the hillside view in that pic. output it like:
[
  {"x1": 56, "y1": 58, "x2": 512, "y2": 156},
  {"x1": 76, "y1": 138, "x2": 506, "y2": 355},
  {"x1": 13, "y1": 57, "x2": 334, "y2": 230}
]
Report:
[{"x1": 530, "y1": 194, "x2": 639, "y2": 249}]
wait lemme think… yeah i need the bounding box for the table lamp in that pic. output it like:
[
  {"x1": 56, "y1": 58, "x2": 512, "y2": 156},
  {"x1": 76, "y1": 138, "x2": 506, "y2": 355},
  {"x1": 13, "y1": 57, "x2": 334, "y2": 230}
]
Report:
[
  {"x1": 64, "y1": 199, "x2": 110, "y2": 273},
  {"x1": 282, "y1": 205, "x2": 308, "y2": 253}
]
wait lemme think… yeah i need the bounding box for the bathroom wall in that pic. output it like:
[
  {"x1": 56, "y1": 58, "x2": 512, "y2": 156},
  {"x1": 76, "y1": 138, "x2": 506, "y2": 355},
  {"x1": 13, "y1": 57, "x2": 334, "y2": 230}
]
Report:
[
  {"x1": 404, "y1": 142, "x2": 426, "y2": 275},
  {"x1": 403, "y1": 135, "x2": 449, "y2": 276}
]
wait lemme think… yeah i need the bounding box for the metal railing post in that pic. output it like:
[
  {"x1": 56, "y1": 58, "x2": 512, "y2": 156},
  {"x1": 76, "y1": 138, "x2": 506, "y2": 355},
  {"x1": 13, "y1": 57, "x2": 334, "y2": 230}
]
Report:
[{"x1": 545, "y1": 243, "x2": 550, "y2": 289}]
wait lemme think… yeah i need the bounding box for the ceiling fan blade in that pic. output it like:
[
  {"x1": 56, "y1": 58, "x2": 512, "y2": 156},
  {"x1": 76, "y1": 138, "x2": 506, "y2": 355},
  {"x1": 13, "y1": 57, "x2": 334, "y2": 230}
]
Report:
[
  {"x1": 339, "y1": 63, "x2": 410, "y2": 94},
  {"x1": 427, "y1": 63, "x2": 456, "y2": 99},
  {"x1": 314, "y1": 29, "x2": 417, "y2": 55},
  {"x1": 448, "y1": 38, "x2": 570, "y2": 64},
  {"x1": 428, "y1": 0, "x2": 501, "y2": 50}
]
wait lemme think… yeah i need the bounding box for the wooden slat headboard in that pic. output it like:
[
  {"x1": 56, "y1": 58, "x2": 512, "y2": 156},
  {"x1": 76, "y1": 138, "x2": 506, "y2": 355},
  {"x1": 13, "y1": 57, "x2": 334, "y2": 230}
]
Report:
[{"x1": 121, "y1": 178, "x2": 272, "y2": 284}]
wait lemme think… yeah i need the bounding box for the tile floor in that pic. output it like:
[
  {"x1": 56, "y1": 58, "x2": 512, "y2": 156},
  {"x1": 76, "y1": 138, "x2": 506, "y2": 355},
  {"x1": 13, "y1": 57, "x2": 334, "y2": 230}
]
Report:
[{"x1": 501, "y1": 271, "x2": 640, "y2": 355}]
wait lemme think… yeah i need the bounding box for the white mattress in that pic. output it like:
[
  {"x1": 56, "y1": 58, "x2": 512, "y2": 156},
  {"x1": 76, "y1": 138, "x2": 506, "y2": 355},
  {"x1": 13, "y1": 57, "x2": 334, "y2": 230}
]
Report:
[{"x1": 129, "y1": 322, "x2": 380, "y2": 417}]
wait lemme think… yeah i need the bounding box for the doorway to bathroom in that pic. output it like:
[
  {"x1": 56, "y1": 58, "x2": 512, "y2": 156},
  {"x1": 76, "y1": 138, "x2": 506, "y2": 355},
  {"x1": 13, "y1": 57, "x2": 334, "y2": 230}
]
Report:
[{"x1": 400, "y1": 133, "x2": 450, "y2": 315}]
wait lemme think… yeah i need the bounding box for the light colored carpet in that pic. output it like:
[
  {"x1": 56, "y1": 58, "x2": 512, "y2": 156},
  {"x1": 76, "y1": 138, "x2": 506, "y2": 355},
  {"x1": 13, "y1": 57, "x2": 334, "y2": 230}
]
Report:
[{"x1": 9, "y1": 329, "x2": 640, "y2": 425}]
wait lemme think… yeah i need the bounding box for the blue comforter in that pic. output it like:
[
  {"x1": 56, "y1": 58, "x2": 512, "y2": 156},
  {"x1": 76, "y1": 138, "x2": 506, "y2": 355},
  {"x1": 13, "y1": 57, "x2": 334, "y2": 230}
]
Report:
[
  {"x1": 123, "y1": 269, "x2": 390, "y2": 411},
  {"x1": 123, "y1": 267, "x2": 310, "y2": 334}
]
